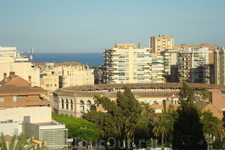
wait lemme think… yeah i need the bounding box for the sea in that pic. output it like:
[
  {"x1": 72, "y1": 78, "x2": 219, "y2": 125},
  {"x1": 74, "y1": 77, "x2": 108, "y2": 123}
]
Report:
[{"x1": 29, "y1": 53, "x2": 104, "y2": 67}]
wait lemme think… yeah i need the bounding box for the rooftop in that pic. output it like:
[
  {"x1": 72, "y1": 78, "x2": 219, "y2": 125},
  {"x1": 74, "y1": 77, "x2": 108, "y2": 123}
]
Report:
[{"x1": 54, "y1": 83, "x2": 225, "y2": 98}]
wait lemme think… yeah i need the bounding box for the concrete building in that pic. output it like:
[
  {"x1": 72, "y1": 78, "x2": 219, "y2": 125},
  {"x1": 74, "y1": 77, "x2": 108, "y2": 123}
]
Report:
[
  {"x1": 161, "y1": 49, "x2": 178, "y2": 75},
  {"x1": 174, "y1": 43, "x2": 218, "y2": 83},
  {"x1": 174, "y1": 43, "x2": 218, "y2": 65},
  {"x1": 0, "y1": 46, "x2": 40, "y2": 87},
  {"x1": 53, "y1": 83, "x2": 225, "y2": 118},
  {"x1": 149, "y1": 35, "x2": 174, "y2": 53},
  {"x1": 214, "y1": 48, "x2": 225, "y2": 85},
  {"x1": 177, "y1": 47, "x2": 211, "y2": 83},
  {"x1": 0, "y1": 107, "x2": 68, "y2": 150},
  {"x1": 102, "y1": 44, "x2": 165, "y2": 84},
  {"x1": 151, "y1": 54, "x2": 165, "y2": 83},
  {"x1": 36, "y1": 62, "x2": 94, "y2": 91},
  {"x1": 0, "y1": 72, "x2": 49, "y2": 108}
]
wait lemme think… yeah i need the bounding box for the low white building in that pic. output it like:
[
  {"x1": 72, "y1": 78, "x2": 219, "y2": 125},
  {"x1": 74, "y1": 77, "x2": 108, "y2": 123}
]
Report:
[{"x1": 0, "y1": 107, "x2": 68, "y2": 150}]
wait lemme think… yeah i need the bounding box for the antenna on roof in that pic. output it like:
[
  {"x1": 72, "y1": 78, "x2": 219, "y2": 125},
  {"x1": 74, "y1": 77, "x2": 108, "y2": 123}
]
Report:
[{"x1": 30, "y1": 48, "x2": 34, "y2": 63}]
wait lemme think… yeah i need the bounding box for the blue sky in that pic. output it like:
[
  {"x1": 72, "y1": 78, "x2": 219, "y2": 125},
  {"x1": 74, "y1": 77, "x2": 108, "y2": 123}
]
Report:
[{"x1": 0, "y1": 0, "x2": 224, "y2": 53}]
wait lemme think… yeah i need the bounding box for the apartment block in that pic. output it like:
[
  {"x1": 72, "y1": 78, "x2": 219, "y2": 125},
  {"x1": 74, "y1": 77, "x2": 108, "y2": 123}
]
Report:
[
  {"x1": 149, "y1": 35, "x2": 174, "y2": 53},
  {"x1": 36, "y1": 62, "x2": 94, "y2": 90},
  {"x1": 214, "y1": 48, "x2": 225, "y2": 85},
  {"x1": 177, "y1": 47, "x2": 210, "y2": 83},
  {"x1": 174, "y1": 43, "x2": 218, "y2": 64},
  {"x1": 161, "y1": 49, "x2": 178, "y2": 75},
  {"x1": 0, "y1": 46, "x2": 40, "y2": 87},
  {"x1": 151, "y1": 54, "x2": 165, "y2": 83},
  {"x1": 102, "y1": 44, "x2": 155, "y2": 84}
]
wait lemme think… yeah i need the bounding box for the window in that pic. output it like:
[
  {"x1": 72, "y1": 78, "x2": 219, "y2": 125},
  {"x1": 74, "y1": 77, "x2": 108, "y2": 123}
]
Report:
[
  {"x1": 13, "y1": 96, "x2": 17, "y2": 102},
  {"x1": 66, "y1": 99, "x2": 69, "y2": 109},
  {"x1": 0, "y1": 97, "x2": 4, "y2": 103},
  {"x1": 62, "y1": 99, "x2": 64, "y2": 109},
  {"x1": 87, "y1": 100, "x2": 91, "y2": 111},
  {"x1": 71, "y1": 100, "x2": 73, "y2": 110},
  {"x1": 80, "y1": 100, "x2": 84, "y2": 111}
]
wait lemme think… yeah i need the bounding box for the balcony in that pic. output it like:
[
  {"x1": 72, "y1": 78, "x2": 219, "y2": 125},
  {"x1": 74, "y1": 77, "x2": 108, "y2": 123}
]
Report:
[
  {"x1": 111, "y1": 52, "x2": 120, "y2": 55},
  {"x1": 143, "y1": 65, "x2": 150, "y2": 68},
  {"x1": 157, "y1": 76, "x2": 163, "y2": 78}
]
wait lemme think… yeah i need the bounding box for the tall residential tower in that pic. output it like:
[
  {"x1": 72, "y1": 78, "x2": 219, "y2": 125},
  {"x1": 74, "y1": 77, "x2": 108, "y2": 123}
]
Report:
[
  {"x1": 149, "y1": 35, "x2": 174, "y2": 53},
  {"x1": 102, "y1": 44, "x2": 164, "y2": 84}
]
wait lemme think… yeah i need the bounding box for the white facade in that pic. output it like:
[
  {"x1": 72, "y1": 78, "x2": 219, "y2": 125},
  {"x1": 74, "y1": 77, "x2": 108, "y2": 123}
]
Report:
[
  {"x1": 103, "y1": 44, "x2": 153, "y2": 84},
  {"x1": 151, "y1": 54, "x2": 165, "y2": 83},
  {"x1": 54, "y1": 94, "x2": 94, "y2": 118},
  {"x1": 0, "y1": 107, "x2": 68, "y2": 150}
]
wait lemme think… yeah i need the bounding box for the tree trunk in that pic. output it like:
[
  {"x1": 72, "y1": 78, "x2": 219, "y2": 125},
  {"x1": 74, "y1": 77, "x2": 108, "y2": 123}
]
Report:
[{"x1": 161, "y1": 136, "x2": 164, "y2": 146}]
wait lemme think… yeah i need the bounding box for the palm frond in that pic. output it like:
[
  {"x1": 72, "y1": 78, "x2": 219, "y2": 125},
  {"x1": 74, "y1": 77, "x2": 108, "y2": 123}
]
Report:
[
  {"x1": 0, "y1": 133, "x2": 8, "y2": 150},
  {"x1": 8, "y1": 134, "x2": 17, "y2": 150}
]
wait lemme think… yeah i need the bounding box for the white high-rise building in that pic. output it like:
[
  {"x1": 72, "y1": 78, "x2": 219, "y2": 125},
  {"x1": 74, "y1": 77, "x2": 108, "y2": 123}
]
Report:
[{"x1": 102, "y1": 44, "x2": 165, "y2": 84}]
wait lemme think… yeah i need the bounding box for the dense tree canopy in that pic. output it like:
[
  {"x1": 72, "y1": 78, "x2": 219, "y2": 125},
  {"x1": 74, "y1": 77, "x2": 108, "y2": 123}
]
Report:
[
  {"x1": 201, "y1": 110, "x2": 224, "y2": 139},
  {"x1": 172, "y1": 81, "x2": 207, "y2": 150},
  {"x1": 83, "y1": 86, "x2": 145, "y2": 150}
]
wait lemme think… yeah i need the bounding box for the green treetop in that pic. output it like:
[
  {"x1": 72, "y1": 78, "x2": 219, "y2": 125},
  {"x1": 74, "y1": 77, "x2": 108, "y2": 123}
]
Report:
[{"x1": 172, "y1": 81, "x2": 207, "y2": 150}]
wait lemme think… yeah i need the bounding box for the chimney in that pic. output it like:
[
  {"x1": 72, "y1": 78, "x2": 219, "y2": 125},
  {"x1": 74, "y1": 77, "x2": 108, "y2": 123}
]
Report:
[
  {"x1": 3, "y1": 73, "x2": 7, "y2": 82},
  {"x1": 28, "y1": 76, "x2": 31, "y2": 84},
  {"x1": 9, "y1": 72, "x2": 16, "y2": 79},
  {"x1": 138, "y1": 43, "x2": 141, "y2": 48}
]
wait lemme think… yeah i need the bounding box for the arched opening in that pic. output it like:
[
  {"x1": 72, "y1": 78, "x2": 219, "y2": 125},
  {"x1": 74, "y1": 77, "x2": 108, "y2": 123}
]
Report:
[
  {"x1": 66, "y1": 99, "x2": 69, "y2": 109},
  {"x1": 87, "y1": 100, "x2": 91, "y2": 111},
  {"x1": 80, "y1": 100, "x2": 84, "y2": 111},
  {"x1": 62, "y1": 99, "x2": 64, "y2": 109},
  {"x1": 71, "y1": 100, "x2": 73, "y2": 110}
]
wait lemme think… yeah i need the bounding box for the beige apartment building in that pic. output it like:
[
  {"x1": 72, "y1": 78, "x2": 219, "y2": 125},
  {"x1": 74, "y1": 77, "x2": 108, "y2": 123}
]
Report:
[
  {"x1": 0, "y1": 46, "x2": 40, "y2": 87},
  {"x1": 102, "y1": 44, "x2": 166, "y2": 84},
  {"x1": 161, "y1": 49, "x2": 178, "y2": 74},
  {"x1": 102, "y1": 43, "x2": 167, "y2": 84},
  {"x1": 36, "y1": 62, "x2": 94, "y2": 91},
  {"x1": 214, "y1": 48, "x2": 225, "y2": 85},
  {"x1": 151, "y1": 54, "x2": 165, "y2": 83},
  {"x1": 149, "y1": 35, "x2": 174, "y2": 53}
]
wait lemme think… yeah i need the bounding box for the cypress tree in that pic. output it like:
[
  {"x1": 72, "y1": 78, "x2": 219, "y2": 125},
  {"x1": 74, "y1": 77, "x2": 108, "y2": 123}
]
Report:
[{"x1": 172, "y1": 81, "x2": 207, "y2": 150}]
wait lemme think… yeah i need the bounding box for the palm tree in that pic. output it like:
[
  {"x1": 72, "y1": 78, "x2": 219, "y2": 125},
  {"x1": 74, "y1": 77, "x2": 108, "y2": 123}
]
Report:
[
  {"x1": 152, "y1": 114, "x2": 173, "y2": 145},
  {"x1": 201, "y1": 110, "x2": 225, "y2": 140},
  {"x1": 0, "y1": 133, "x2": 35, "y2": 150}
]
